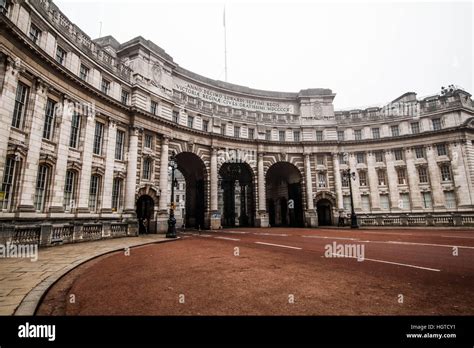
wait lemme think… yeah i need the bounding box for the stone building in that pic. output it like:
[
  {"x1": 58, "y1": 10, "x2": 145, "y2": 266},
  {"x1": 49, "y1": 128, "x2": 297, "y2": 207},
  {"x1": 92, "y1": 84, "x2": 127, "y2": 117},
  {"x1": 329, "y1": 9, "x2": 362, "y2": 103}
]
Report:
[{"x1": 0, "y1": 0, "x2": 473, "y2": 245}]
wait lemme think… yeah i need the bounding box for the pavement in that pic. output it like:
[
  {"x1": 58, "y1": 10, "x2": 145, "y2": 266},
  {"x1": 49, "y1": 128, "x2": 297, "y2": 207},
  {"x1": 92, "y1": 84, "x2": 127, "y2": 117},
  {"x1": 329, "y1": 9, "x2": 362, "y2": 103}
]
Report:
[{"x1": 0, "y1": 235, "x2": 173, "y2": 315}]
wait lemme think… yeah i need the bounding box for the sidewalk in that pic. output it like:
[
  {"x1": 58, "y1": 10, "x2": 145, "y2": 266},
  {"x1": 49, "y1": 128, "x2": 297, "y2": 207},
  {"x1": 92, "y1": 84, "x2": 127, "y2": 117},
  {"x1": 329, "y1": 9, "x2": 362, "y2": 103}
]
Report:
[{"x1": 0, "y1": 235, "x2": 174, "y2": 315}]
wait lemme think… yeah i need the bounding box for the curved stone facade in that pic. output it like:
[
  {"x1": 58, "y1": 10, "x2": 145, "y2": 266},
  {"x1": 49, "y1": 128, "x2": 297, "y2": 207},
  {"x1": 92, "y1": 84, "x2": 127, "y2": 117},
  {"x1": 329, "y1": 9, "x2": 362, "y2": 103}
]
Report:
[{"x1": 1, "y1": 0, "x2": 474, "y2": 244}]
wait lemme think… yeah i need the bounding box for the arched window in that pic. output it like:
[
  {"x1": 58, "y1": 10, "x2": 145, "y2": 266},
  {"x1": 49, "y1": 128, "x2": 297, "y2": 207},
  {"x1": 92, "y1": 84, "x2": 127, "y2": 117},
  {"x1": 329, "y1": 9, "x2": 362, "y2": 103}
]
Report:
[
  {"x1": 63, "y1": 170, "x2": 77, "y2": 211},
  {"x1": 88, "y1": 174, "x2": 101, "y2": 212},
  {"x1": 34, "y1": 164, "x2": 50, "y2": 212},
  {"x1": 112, "y1": 177, "x2": 123, "y2": 212}
]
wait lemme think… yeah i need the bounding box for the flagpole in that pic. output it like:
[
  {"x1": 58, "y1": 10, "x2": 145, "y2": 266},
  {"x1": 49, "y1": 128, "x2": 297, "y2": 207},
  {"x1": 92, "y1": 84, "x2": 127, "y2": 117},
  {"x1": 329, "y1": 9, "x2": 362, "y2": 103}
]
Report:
[{"x1": 224, "y1": 6, "x2": 228, "y2": 82}]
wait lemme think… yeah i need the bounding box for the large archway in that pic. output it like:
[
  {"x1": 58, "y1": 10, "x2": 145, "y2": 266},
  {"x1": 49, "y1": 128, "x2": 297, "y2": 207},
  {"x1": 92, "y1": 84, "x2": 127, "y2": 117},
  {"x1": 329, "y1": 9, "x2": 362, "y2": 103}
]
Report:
[
  {"x1": 266, "y1": 162, "x2": 304, "y2": 227},
  {"x1": 175, "y1": 152, "x2": 207, "y2": 229},
  {"x1": 218, "y1": 162, "x2": 255, "y2": 227}
]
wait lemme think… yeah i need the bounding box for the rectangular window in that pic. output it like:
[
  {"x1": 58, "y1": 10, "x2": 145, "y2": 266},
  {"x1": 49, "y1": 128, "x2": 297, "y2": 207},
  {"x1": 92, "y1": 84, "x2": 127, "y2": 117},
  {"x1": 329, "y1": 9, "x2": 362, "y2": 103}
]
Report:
[
  {"x1": 69, "y1": 113, "x2": 81, "y2": 148},
  {"x1": 56, "y1": 46, "x2": 66, "y2": 65},
  {"x1": 43, "y1": 99, "x2": 56, "y2": 140},
  {"x1": 12, "y1": 82, "x2": 29, "y2": 129},
  {"x1": 316, "y1": 131, "x2": 323, "y2": 141},
  {"x1": 88, "y1": 175, "x2": 100, "y2": 212},
  {"x1": 341, "y1": 172, "x2": 349, "y2": 187},
  {"x1": 377, "y1": 170, "x2": 386, "y2": 186},
  {"x1": 188, "y1": 116, "x2": 194, "y2": 128},
  {"x1": 394, "y1": 149, "x2": 403, "y2": 161},
  {"x1": 359, "y1": 171, "x2": 367, "y2": 186},
  {"x1": 337, "y1": 130, "x2": 345, "y2": 141},
  {"x1": 338, "y1": 153, "x2": 348, "y2": 165},
  {"x1": 101, "y1": 79, "x2": 110, "y2": 95},
  {"x1": 397, "y1": 168, "x2": 407, "y2": 185},
  {"x1": 142, "y1": 159, "x2": 152, "y2": 180},
  {"x1": 361, "y1": 195, "x2": 370, "y2": 211},
  {"x1": 399, "y1": 193, "x2": 410, "y2": 210},
  {"x1": 172, "y1": 110, "x2": 179, "y2": 123},
  {"x1": 293, "y1": 131, "x2": 300, "y2": 142},
  {"x1": 144, "y1": 134, "x2": 153, "y2": 149},
  {"x1": 112, "y1": 178, "x2": 123, "y2": 211},
  {"x1": 444, "y1": 191, "x2": 456, "y2": 209},
  {"x1": 34, "y1": 165, "x2": 49, "y2": 211},
  {"x1": 221, "y1": 125, "x2": 226, "y2": 135},
  {"x1": 234, "y1": 126, "x2": 240, "y2": 138},
  {"x1": 150, "y1": 101, "x2": 158, "y2": 115},
  {"x1": 418, "y1": 167, "x2": 429, "y2": 183},
  {"x1": 415, "y1": 146, "x2": 425, "y2": 159},
  {"x1": 432, "y1": 118, "x2": 442, "y2": 131},
  {"x1": 411, "y1": 122, "x2": 420, "y2": 134},
  {"x1": 63, "y1": 170, "x2": 75, "y2": 211},
  {"x1": 248, "y1": 128, "x2": 254, "y2": 139},
  {"x1": 354, "y1": 129, "x2": 362, "y2": 140},
  {"x1": 422, "y1": 192, "x2": 432, "y2": 209},
  {"x1": 374, "y1": 151, "x2": 384, "y2": 163},
  {"x1": 317, "y1": 155, "x2": 325, "y2": 165},
  {"x1": 79, "y1": 64, "x2": 89, "y2": 81},
  {"x1": 29, "y1": 24, "x2": 41, "y2": 44},
  {"x1": 203, "y1": 120, "x2": 209, "y2": 132},
  {"x1": 380, "y1": 194, "x2": 390, "y2": 210},
  {"x1": 121, "y1": 90, "x2": 129, "y2": 105},
  {"x1": 343, "y1": 196, "x2": 351, "y2": 211},
  {"x1": 318, "y1": 173, "x2": 327, "y2": 188},
  {"x1": 265, "y1": 130, "x2": 271, "y2": 140},
  {"x1": 1, "y1": 157, "x2": 15, "y2": 210},
  {"x1": 436, "y1": 144, "x2": 448, "y2": 156},
  {"x1": 390, "y1": 125, "x2": 399, "y2": 137},
  {"x1": 279, "y1": 131, "x2": 285, "y2": 142},
  {"x1": 372, "y1": 128, "x2": 380, "y2": 139},
  {"x1": 93, "y1": 121, "x2": 104, "y2": 155},
  {"x1": 356, "y1": 152, "x2": 365, "y2": 164},
  {"x1": 115, "y1": 130, "x2": 125, "y2": 160},
  {"x1": 440, "y1": 165, "x2": 452, "y2": 181}
]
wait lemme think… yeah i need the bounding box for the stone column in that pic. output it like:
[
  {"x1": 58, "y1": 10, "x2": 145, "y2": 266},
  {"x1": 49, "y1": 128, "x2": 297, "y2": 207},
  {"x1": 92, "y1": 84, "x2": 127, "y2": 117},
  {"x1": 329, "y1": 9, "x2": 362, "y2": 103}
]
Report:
[
  {"x1": 333, "y1": 153, "x2": 344, "y2": 210},
  {"x1": 124, "y1": 126, "x2": 139, "y2": 214},
  {"x1": 100, "y1": 118, "x2": 117, "y2": 214},
  {"x1": 385, "y1": 150, "x2": 400, "y2": 211},
  {"x1": 256, "y1": 152, "x2": 268, "y2": 227},
  {"x1": 367, "y1": 152, "x2": 380, "y2": 211},
  {"x1": 450, "y1": 142, "x2": 473, "y2": 207},
  {"x1": 304, "y1": 153, "x2": 317, "y2": 227},
  {"x1": 426, "y1": 145, "x2": 444, "y2": 208},
  {"x1": 209, "y1": 147, "x2": 220, "y2": 229},
  {"x1": 157, "y1": 136, "x2": 170, "y2": 232},
  {"x1": 405, "y1": 148, "x2": 422, "y2": 210},
  {"x1": 348, "y1": 153, "x2": 361, "y2": 210},
  {"x1": 49, "y1": 96, "x2": 73, "y2": 214},
  {"x1": 18, "y1": 78, "x2": 48, "y2": 213}
]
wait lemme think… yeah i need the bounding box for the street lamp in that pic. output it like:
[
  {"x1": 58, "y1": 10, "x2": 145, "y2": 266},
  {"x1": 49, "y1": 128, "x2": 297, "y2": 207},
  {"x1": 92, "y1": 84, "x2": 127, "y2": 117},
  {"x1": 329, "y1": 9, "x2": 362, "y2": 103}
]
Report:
[
  {"x1": 342, "y1": 167, "x2": 359, "y2": 229},
  {"x1": 166, "y1": 153, "x2": 178, "y2": 238}
]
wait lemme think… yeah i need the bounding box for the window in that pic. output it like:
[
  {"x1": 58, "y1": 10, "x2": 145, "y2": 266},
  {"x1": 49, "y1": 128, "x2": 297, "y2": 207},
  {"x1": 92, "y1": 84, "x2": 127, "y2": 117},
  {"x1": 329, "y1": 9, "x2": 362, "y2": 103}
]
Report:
[
  {"x1": 354, "y1": 129, "x2": 362, "y2": 140},
  {"x1": 112, "y1": 178, "x2": 123, "y2": 212},
  {"x1": 142, "y1": 158, "x2": 152, "y2": 180},
  {"x1": 88, "y1": 175, "x2": 101, "y2": 212},
  {"x1": 343, "y1": 196, "x2": 351, "y2": 211},
  {"x1": 361, "y1": 195, "x2": 370, "y2": 211},
  {"x1": 317, "y1": 155, "x2": 325, "y2": 165},
  {"x1": 418, "y1": 167, "x2": 429, "y2": 183},
  {"x1": 203, "y1": 120, "x2": 209, "y2": 132},
  {"x1": 93, "y1": 121, "x2": 104, "y2": 155},
  {"x1": 1, "y1": 157, "x2": 16, "y2": 210},
  {"x1": 1, "y1": 0, "x2": 11, "y2": 14},
  {"x1": 79, "y1": 64, "x2": 89, "y2": 81},
  {"x1": 318, "y1": 173, "x2": 327, "y2": 188},
  {"x1": 372, "y1": 128, "x2": 380, "y2": 139},
  {"x1": 248, "y1": 128, "x2": 254, "y2": 139},
  {"x1": 432, "y1": 118, "x2": 442, "y2": 131},
  {"x1": 101, "y1": 79, "x2": 110, "y2": 95},
  {"x1": 56, "y1": 46, "x2": 66, "y2": 65},
  {"x1": 356, "y1": 152, "x2": 365, "y2": 164},
  {"x1": 359, "y1": 171, "x2": 367, "y2": 186},
  {"x1": 43, "y1": 98, "x2": 56, "y2": 140},
  {"x1": 341, "y1": 172, "x2": 349, "y2": 187},
  {"x1": 422, "y1": 192, "x2": 432, "y2": 209},
  {"x1": 399, "y1": 193, "x2": 410, "y2": 210},
  {"x1": 293, "y1": 131, "x2": 300, "y2": 142},
  {"x1": 415, "y1": 146, "x2": 425, "y2": 159},
  {"x1": 234, "y1": 126, "x2": 240, "y2": 137},
  {"x1": 69, "y1": 113, "x2": 81, "y2": 148},
  {"x1": 150, "y1": 101, "x2": 158, "y2": 115},
  {"x1": 34, "y1": 165, "x2": 49, "y2": 211},
  {"x1": 221, "y1": 125, "x2": 226, "y2": 135},
  {"x1": 338, "y1": 153, "x2": 348, "y2": 165},
  {"x1": 279, "y1": 131, "x2": 285, "y2": 142},
  {"x1": 188, "y1": 116, "x2": 194, "y2": 128},
  {"x1": 380, "y1": 194, "x2": 389, "y2": 210},
  {"x1": 265, "y1": 130, "x2": 271, "y2": 140},
  {"x1": 394, "y1": 149, "x2": 403, "y2": 161},
  {"x1": 144, "y1": 134, "x2": 153, "y2": 149},
  {"x1": 316, "y1": 131, "x2": 323, "y2": 141},
  {"x1": 397, "y1": 168, "x2": 407, "y2": 185},
  {"x1": 29, "y1": 24, "x2": 41, "y2": 44},
  {"x1": 390, "y1": 125, "x2": 399, "y2": 137},
  {"x1": 337, "y1": 130, "x2": 345, "y2": 141},
  {"x1": 12, "y1": 82, "x2": 29, "y2": 129},
  {"x1": 115, "y1": 130, "x2": 125, "y2": 160},
  {"x1": 374, "y1": 151, "x2": 384, "y2": 163},
  {"x1": 440, "y1": 165, "x2": 452, "y2": 181},
  {"x1": 411, "y1": 122, "x2": 420, "y2": 134},
  {"x1": 377, "y1": 170, "x2": 386, "y2": 186},
  {"x1": 436, "y1": 144, "x2": 448, "y2": 156},
  {"x1": 444, "y1": 191, "x2": 456, "y2": 209},
  {"x1": 63, "y1": 170, "x2": 76, "y2": 211},
  {"x1": 172, "y1": 111, "x2": 179, "y2": 123},
  {"x1": 121, "y1": 90, "x2": 129, "y2": 105}
]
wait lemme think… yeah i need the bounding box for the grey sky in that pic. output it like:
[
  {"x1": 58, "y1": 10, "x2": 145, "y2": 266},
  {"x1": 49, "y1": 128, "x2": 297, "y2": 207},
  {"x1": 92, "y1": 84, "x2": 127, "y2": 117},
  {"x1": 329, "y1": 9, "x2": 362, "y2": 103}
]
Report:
[{"x1": 56, "y1": 0, "x2": 472, "y2": 109}]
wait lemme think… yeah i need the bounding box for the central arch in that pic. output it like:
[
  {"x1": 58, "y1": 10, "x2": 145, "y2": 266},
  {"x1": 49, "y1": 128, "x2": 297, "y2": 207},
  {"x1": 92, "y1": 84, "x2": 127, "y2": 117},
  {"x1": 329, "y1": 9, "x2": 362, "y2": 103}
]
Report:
[{"x1": 266, "y1": 162, "x2": 304, "y2": 227}]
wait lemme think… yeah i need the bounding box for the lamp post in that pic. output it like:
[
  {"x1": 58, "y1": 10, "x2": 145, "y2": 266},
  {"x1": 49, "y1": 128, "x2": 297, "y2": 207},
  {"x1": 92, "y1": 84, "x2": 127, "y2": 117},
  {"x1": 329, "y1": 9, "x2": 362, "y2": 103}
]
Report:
[
  {"x1": 342, "y1": 168, "x2": 359, "y2": 229},
  {"x1": 166, "y1": 153, "x2": 178, "y2": 238}
]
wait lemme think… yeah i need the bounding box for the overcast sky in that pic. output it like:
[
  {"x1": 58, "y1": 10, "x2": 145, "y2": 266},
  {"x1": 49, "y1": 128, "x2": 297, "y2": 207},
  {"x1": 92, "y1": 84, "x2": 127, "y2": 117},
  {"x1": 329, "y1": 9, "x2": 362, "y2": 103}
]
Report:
[{"x1": 56, "y1": 0, "x2": 472, "y2": 109}]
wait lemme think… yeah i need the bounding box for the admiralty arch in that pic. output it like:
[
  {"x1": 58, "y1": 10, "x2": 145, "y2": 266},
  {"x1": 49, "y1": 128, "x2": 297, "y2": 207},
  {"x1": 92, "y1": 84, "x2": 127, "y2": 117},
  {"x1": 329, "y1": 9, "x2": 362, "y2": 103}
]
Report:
[{"x1": 1, "y1": 0, "x2": 474, "y2": 245}]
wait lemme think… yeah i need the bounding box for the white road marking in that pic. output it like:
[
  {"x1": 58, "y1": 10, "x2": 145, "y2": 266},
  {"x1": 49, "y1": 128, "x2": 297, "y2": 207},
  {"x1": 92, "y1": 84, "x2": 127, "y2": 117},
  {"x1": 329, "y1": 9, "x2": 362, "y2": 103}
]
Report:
[
  {"x1": 217, "y1": 230, "x2": 249, "y2": 234},
  {"x1": 328, "y1": 253, "x2": 440, "y2": 272},
  {"x1": 253, "y1": 232, "x2": 288, "y2": 236},
  {"x1": 255, "y1": 242, "x2": 302, "y2": 250},
  {"x1": 199, "y1": 234, "x2": 212, "y2": 237},
  {"x1": 363, "y1": 231, "x2": 413, "y2": 236},
  {"x1": 215, "y1": 236, "x2": 240, "y2": 241},
  {"x1": 302, "y1": 235, "x2": 360, "y2": 241},
  {"x1": 384, "y1": 240, "x2": 474, "y2": 250},
  {"x1": 441, "y1": 235, "x2": 474, "y2": 239}
]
